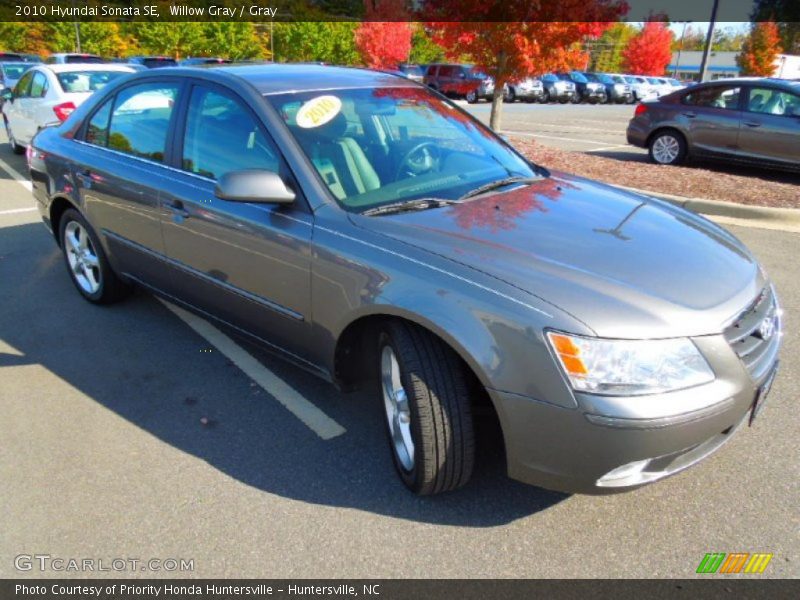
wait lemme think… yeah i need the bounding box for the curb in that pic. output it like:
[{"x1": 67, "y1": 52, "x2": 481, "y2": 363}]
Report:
[{"x1": 613, "y1": 185, "x2": 800, "y2": 232}]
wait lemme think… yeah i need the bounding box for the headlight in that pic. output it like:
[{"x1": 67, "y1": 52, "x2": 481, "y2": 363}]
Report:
[{"x1": 546, "y1": 332, "x2": 714, "y2": 396}]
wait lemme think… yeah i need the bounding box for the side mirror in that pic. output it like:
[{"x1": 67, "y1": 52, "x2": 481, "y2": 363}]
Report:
[
  {"x1": 0, "y1": 88, "x2": 13, "y2": 101},
  {"x1": 214, "y1": 169, "x2": 296, "y2": 204}
]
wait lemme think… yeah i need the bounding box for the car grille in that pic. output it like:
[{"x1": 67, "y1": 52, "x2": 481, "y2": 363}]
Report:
[{"x1": 723, "y1": 286, "x2": 781, "y2": 382}]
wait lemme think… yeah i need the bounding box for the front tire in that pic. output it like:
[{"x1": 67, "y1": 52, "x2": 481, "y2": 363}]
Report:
[
  {"x1": 504, "y1": 88, "x2": 515, "y2": 103},
  {"x1": 378, "y1": 321, "x2": 475, "y2": 495},
  {"x1": 648, "y1": 130, "x2": 687, "y2": 166},
  {"x1": 465, "y1": 90, "x2": 478, "y2": 104},
  {"x1": 59, "y1": 208, "x2": 130, "y2": 304}
]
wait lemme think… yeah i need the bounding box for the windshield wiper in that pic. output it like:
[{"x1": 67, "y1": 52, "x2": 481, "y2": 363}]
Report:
[
  {"x1": 360, "y1": 198, "x2": 457, "y2": 217},
  {"x1": 458, "y1": 176, "x2": 540, "y2": 201}
]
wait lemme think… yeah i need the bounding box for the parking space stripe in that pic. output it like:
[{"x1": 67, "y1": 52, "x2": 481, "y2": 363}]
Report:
[
  {"x1": 0, "y1": 156, "x2": 33, "y2": 191},
  {"x1": 159, "y1": 299, "x2": 346, "y2": 441},
  {"x1": 0, "y1": 207, "x2": 37, "y2": 215},
  {"x1": 502, "y1": 130, "x2": 618, "y2": 146}
]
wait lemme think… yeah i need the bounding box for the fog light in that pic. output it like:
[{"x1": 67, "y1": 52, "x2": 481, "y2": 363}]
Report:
[{"x1": 596, "y1": 459, "x2": 650, "y2": 487}]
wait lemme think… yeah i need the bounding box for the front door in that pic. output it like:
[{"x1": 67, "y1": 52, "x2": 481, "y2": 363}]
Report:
[
  {"x1": 738, "y1": 85, "x2": 800, "y2": 167},
  {"x1": 159, "y1": 82, "x2": 315, "y2": 365}
]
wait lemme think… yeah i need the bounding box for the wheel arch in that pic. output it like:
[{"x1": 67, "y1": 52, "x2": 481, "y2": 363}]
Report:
[{"x1": 48, "y1": 195, "x2": 80, "y2": 247}]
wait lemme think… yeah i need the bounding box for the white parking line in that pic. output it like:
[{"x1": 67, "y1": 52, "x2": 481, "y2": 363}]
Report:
[
  {"x1": 585, "y1": 144, "x2": 632, "y2": 153},
  {"x1": 0, "y1": 156, "x2": 32, "y2": 191},
  {"x1": 502, "y1": 129, "x2": 617, "y2": 146},
  {"x1": 159, "y1": 299, "x2": 346, "y2": 441},
  {"x1": 0, "y1": 206, "x2": 37, "y2": 215}
]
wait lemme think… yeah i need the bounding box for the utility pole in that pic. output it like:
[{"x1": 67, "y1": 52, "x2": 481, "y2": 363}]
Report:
[
  {"x1": 673, "y1": 21, "x2": 691, "y2": 78},
  {"x1": 698, "y1": 0, "x2": 720, "y2": 82}
]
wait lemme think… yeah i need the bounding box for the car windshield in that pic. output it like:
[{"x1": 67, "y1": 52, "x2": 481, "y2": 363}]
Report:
[
  {"x1": 56, "y1": 70, "x2": 127, "y2": 93},
  {"x1": 624, "y1": 76, "x2": 636, "y2": 83},
  {"x1": 647, "y1": 77, "x2": 660, "y2": 84},
  {"x1": 267, "y1": 87, "x2": 539, "y2": 212},
  {"x1": 570, "y1": 72, "x2": 588, "y2": 83},
  {"x1": 542, "y1": 74, "x2": 557, "y2": 82},
  {"x1": 401, "y1": 65, "x2": 423, "y2": 76},
  {"x1": 65, "y1": 55, "x2": 105, "y2": 64},
  {"x1": 143, "y1": 58, "x2": 177, "y2": 68},
  {"x1": 669, "y1": 78, "x2": 682, "y2": 85},
  {"x1": 1, "y1": 63, "x2": 31, "y2": 80},
  {"x1": 597, "y1": 74, "x2": 614, "y2": 84},
  {"x1": 611, "y1": 75, "x2": 626, "y2": 83}
]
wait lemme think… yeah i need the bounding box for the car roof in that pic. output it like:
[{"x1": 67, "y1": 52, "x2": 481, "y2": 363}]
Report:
[
  {"x1": 140, "y1": 64, "x2": 421, "y2": 94},
  {"x1": 42, "y1": 63, "x2": 135, "y2": 74}
]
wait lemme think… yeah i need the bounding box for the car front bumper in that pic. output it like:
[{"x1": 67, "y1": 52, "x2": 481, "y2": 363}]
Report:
[{"x1": 490, "y1": 329, "x2": 781, "y2": 494}]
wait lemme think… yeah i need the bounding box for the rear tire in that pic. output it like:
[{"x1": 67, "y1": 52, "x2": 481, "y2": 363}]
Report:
[
  {"x1": 648, "y1": 130, "x2": 687, "y2": 166},
  {"x1": 466, "y1": 90, "x2": 478, "y2": 104},
  {"x1": 5, "y1": 121, "x2": 25, "y2": 155},
  {"x1": 504, "y1": 88, "x2": 515, "y2": 103},
  {"x1": 378, "y1": 321, "x2": 475, "y2": 495},
  {"x1": 58, "y1": 208, "x2": 131, "y2": 304}
]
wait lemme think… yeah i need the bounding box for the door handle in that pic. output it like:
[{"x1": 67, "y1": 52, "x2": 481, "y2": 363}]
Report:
[
  {"x1": 166, "y1": 200, "x2": 190, "y2": 220},
  {"x1": 682, "y1": 112, "x2": 697, "y2": 119},
  {"x1": 744, "y1": 121, "x2": 761, "y2": 128}
]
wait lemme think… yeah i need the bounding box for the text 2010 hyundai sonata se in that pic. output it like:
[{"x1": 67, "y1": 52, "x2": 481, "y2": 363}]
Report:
[{"x1": 28, "y1": 65, "x2": 782, "y2": 495}]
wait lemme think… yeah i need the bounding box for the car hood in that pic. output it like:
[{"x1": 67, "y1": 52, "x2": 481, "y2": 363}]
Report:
[{"x1": 355, "y1": 173, "x2": 764, "y2": 338}]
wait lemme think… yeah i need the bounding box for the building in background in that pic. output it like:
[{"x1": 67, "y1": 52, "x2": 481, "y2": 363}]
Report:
[
  {"x1": 668, "y1": 51, "x2": 740, "y2": 81},
  {"x1": 773, "y1": 54, "x2": 800, "y2": 79}
]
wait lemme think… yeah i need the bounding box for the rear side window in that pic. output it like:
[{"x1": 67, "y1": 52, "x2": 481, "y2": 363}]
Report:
[
  {"x1": 107, "y1": 82, "x2": 179, "y2": 162},
  {"x1": 14, "y1": 70, "x2": 33, "y2": 97},
  {"x1": 85, "y1": 98, "x2": 113, "y2": 147},
  {"x1": 683, "y1": 86, "x2": 741, "y2": 110},
  {"x1": 29, "y1": 71, "x2": 47, "y2": 98},
  {"x1": 181, "y1": 86, "x2": 279, "y2": 179}
]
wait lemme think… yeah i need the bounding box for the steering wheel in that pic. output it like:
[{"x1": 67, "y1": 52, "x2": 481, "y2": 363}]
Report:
[{"x1": 396, "y1": 141, "x2": 441, "y2": 180}]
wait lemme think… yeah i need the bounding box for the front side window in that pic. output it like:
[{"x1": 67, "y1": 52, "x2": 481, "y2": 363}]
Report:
[
  {"x1": 683, "y1": 86, "x2": 741, "y2": 110},
  {"x1": 107, "y1": 82, "x2": 179, "y2": 162},
  {"x1": 746, "y1": 87, "x2": 800, "y2": 116},
  {"x1": 182, "y1": 86, "x2": 279, "y2": 179},
  {"x1": 268, "y1": 86, "x2": 539, "y2": 211}
]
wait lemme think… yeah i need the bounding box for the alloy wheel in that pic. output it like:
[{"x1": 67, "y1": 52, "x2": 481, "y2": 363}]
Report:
[
  {"x1": 381, "y1": 345, "x2": 415, "y2": 471},
  {"x1": 652, "y1": 135, "x2": 680, "y2": 164},
  {"x1": 64, "y1": 221, "x2": 102, "y2": 294}
]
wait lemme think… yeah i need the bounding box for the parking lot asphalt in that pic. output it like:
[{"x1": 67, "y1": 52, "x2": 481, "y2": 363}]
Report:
[{"x1": 0, "y1": 124, "x2": 798, "y2": 579}]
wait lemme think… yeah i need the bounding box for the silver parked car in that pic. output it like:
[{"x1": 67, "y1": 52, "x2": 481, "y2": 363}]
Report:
[
  {"x1": 628, "y1": 77, "x2": 800, "y2": 169},
  {"x1": 28, "y1": 65, "x2": 782, "y2": 495}
]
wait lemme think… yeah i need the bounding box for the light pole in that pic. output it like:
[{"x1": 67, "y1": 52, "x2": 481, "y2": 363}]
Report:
[
  {"x1": 72, "y1": 0, "x2": 81, "y2": 52},
  {"x1": 698, "y1": 0, "x2": 720, "y2": 82},
  {"x1": 673, "y1": 21, "x2": 691, "y2": 78}
]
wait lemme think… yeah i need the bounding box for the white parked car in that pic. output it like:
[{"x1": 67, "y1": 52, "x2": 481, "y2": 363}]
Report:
[
  {"x1": 2, "y1": 63, "x2": 133, "y2": 153},
  {"x1": 622, "y1": 75, "x2": 657, "y2": 101},
  {"x1": 646, "y1": 77, "x2": 674, "y2": 98}
]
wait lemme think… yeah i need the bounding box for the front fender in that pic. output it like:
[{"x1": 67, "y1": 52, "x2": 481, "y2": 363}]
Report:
[{"x1": 310, "y1": 210, "x2": 590, "y2": 409}]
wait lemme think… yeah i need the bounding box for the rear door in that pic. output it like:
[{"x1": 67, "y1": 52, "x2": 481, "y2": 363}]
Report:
[
  {"x1": 679, "y1": 84, "x2": 743, "y2": 157},
  {"x1": 158, "y1": 81, "x2": 315, "y2": 363},
  {"x1": 5, "y1": 69, "x2": 33, "y2": 142},
  {"x1": 72, "y1": 79, "x2": 182, "y2": 283},
  {"x1": 737, "y1": 85, "x2": 800, "y2": 167}
]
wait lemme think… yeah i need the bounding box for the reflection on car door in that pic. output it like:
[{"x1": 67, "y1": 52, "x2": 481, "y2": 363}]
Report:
[
  {"x1": 738, "y1": 86, "x2": 800, "y2": 167},
  {"x1": 73, "y1": 80, "x2": 181, "y2": 284},
  {"x1": 159, "y1": 82, "x2": 316, "y2": 367},
  {"x1": 681, "y1": 84, "x2": 743, "y2": 157}
]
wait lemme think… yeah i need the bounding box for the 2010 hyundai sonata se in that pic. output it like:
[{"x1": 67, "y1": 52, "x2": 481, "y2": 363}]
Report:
[{"x1": 28, "y1": 65, "x2": 782, "y2": 495}]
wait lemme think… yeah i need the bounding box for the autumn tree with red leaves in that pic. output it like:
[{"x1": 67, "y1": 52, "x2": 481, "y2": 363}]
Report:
[
  {"x1": 424, "y1": 1, "x2": 628, "y2": 130},
  {"x1": 355, "y1": 0, "x2": 412, "y2": 69},
  {"x1": 737, "y1": 22, "x2": 783, "y2": 76},
  {"x1": 622, "y1": 21, "x2": 673, "y2": 75}
]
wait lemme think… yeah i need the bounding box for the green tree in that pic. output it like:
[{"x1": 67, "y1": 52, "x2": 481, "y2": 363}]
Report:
[
  {"x1": 409, "y1": 25, "x2": 444, "y2": 64},
  {"x1": 590, "y1": 22, "x2": 636, "y2": 72},
  {"x1": 125, "y1": 22, "x2": 206, "y2": 59},
  {"x1": 200, "y1": 23, "x2": 266, "y2": 60},
  {"x1": 273, "y1": 22, "x2": 360, "y2": 65},
  {"x1": 45, "y1": 22, "x2": 131, "y2": 57}
]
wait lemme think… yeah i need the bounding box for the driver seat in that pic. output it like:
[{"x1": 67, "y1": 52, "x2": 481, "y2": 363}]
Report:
[{"x1": 298, "y1": 114, "x2": 380, "y2": 200}]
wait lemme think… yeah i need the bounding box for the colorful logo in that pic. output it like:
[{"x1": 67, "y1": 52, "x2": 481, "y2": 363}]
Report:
[{"x1": 696, "y1": 553, "x2": 773, "y2": 574}]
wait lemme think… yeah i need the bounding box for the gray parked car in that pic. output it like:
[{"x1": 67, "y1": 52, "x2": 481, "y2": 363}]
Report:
[
  {"x1": 628, "y1": 78, "x2": 800, "y2": 170},
  {"x1": 28, "y1": 65, "x2": 782, "y2": 495}
]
